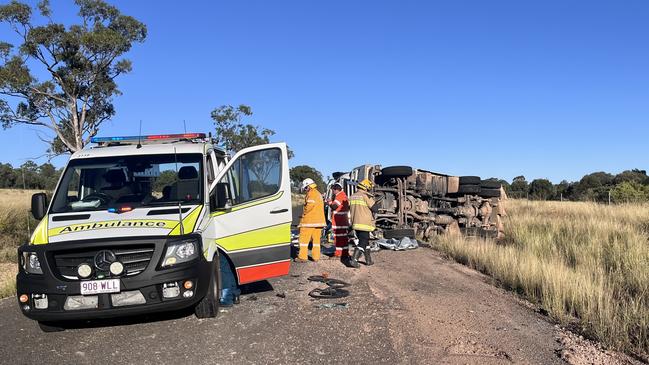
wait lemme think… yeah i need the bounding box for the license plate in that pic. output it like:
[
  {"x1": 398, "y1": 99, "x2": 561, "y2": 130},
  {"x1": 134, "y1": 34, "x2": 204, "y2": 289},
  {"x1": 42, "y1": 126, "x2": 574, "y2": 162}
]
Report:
[{"x1": 80, "y1": 279, "x2": 120, "y2": 295}]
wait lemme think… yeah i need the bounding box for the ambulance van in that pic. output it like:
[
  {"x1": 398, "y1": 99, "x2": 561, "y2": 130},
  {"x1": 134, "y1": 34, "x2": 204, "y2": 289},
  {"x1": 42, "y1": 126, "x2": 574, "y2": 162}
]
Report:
[{"x1": 16, "y1": 133, "x2": 293, "y2": 331}]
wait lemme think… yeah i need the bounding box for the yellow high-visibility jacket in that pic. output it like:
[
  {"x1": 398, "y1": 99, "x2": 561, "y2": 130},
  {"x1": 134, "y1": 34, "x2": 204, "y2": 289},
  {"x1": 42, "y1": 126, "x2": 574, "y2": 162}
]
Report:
[
  {"x1": 349, "y1": 189, "x2": 376, "y2": 232},
  {"x1": 299, "y1": 187, "x2": 326, "y2": 228}
]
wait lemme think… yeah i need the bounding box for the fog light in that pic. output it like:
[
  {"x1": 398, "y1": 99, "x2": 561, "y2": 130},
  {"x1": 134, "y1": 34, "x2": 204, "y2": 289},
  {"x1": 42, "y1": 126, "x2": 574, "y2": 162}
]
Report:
[
  {"x1": 77, "y1": 263, "x2": 93, "y2": 279},
  {"x1": 162, "y1": 282, "x2": 180, "y2": 298},
  {"x1": 64, "y1": 295, "x2": 98, "y2": 310},
  {"x1": 22, "y1": 305, "x2": 30, "y2": 311},
  {"x1": 33, "y1": 294, "x2": 48, "y2": 309},
  {"x1": 183, "y1": 290, "x2": 194, "y2": 298},
  {"x1": 111, "y1": 291, "x2": 146, "y2": 307},
  {"x1": 109, "y1": 261, "x2": 124, "y2": 276},
  {"x1": 183, "y1": 281, "x2": 193, "y2": 290},
  {"x1": 19, "y1": 294, "x2": 28, "y2": 303},
  {"x1": 163, "y1": 257, "x2": 177, "y2": 267}
]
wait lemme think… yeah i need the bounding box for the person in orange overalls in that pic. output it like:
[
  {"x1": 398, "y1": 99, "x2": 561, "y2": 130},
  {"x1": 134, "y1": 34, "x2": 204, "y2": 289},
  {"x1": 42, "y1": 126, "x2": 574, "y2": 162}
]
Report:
[
  {"x1": 326, "y1": 182, "x2": 350, "y2": 259},
  {"x1": 297, "y1": 178, "x2": 326, "y2": 262}
]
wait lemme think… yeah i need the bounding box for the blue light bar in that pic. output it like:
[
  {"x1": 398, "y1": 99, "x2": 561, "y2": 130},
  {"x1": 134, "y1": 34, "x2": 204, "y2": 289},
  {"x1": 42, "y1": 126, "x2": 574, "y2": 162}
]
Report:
[{"x1": 91, "y1": 133, "x2": 206, "y2": 144}]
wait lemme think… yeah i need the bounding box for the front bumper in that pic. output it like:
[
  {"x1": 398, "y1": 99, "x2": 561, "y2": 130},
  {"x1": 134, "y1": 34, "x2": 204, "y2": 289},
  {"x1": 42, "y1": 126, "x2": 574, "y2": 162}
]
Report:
[{"x1": 16, "y1": 236, "x2": 212, "y2": 322}]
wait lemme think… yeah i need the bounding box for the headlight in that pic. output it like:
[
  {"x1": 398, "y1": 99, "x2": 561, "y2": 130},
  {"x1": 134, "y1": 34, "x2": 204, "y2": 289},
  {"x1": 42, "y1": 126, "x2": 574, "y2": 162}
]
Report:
[
  {"x1": 161, "y1": 239, "x2": 198, "y2": 268},
  {"x1": 21, "y1": 252, "x2": 43, "y2": 274}
]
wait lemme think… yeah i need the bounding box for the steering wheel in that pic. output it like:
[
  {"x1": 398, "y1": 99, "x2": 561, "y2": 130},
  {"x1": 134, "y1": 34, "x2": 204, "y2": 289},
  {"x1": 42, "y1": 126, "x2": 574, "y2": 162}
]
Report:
[{"x1": 81, "y1": 192, "x2": 112, "y2": 204}]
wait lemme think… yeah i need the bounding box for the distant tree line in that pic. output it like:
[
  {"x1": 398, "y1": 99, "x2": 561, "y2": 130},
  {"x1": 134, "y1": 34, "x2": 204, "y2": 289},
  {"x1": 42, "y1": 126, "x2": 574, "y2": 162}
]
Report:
[
  {"x1": 0, "y1": 161, "x2": 61, "y2": 190},
  {"x1": 495, "y1": 169, "x2": 649, "y2": 203}
]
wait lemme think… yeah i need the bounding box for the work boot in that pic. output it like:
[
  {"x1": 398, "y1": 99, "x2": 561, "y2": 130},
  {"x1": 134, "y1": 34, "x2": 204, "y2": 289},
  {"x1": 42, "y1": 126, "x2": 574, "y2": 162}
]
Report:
[
  {"x1": 364, "y1": 250, "x2": 374, "y2": 266},
  {"x1": 349, "y1": 248, "x2": 361, "y2": 268}
]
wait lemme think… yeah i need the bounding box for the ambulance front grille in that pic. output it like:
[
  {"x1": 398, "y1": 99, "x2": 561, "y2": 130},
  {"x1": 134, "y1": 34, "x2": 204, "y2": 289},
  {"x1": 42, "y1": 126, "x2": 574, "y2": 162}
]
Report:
[{"x1": 52, "y1": 245, "x2": 155, "y2": 280}]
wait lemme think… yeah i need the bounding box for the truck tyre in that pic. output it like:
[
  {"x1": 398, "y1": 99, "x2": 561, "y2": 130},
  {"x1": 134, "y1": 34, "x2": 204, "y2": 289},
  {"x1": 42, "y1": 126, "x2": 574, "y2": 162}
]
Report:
[
  {"x1": 195, "y1": 255, "x2": 221, "y2": 319},
  {"x1": 457, "y1": 184, "x2": 481, "y2": 195},
  {"x1": 383, "y1": 228, "x2": 415, "y2": 239},
  {"x1": 480, "y1": 188, "x2": 501, "y2": 198},
  {"x1": 332, "y1": 172, "x2": 345, "y2": 180},
  {"x1": 380, "y1": 166, "x2": 413, "y2": 178},
  {"x1": 480, "y1": 180, "x2": 501, "y2": 189},
  {"x1": 38, "y1": 321, "x2": 64, "y2": 332},
  {"x1": 459, "y1": 176, "x2": 481, "y2": 185}
]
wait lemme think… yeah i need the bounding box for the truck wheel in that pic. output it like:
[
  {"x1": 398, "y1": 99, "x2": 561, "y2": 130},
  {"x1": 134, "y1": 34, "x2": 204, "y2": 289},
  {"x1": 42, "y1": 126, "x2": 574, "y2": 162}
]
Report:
[
  {"x1": 195, "y1": 255, "x2": 221, "y2": 319},
  {"x1": 332, "y1": 172, "x2": 345, "y2": 180},
  {"x1": 383, "y1": 228, "x2": 415, "y2": 239},
  {"x1": 457, "y1": 184, "x2": 481, "y2": 194},
  {"x1": 38, "y1": 321, "x2": 64, "y2": 332},
  {"x1": 480, "y1": 180, "x2": 501, "y2": 189},
  {"x1": 380, "y1": 166, "x2": 413, "y2": 178},
  {"x1": 459, "y1": 176, "x2": 481, "y2": 185},
  {"x1": 480, "y1": 188, "x2": 501, "y2": 198}
]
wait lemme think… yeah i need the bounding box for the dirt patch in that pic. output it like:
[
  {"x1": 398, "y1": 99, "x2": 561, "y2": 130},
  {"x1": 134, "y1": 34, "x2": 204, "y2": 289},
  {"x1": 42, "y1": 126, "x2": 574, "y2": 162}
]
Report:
[{"x1": 556, "y1": 327, "x2": 645, "y2": 365}]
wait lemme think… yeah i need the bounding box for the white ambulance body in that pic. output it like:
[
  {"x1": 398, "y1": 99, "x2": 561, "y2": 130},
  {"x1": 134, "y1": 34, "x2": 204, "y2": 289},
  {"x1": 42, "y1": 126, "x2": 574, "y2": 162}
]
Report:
[{"x1": 17, "y1": 133, "x2": 292, "y2": 330}]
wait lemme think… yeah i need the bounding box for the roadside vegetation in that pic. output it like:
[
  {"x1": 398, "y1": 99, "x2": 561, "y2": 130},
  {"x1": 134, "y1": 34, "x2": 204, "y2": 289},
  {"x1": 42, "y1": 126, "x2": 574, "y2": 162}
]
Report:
[
  {"x1": 0, "y1": 189, "x2": 39, "y2": 298},
  {"x1": 432, "y1": 199, "x2": 649, "y2": 358}
]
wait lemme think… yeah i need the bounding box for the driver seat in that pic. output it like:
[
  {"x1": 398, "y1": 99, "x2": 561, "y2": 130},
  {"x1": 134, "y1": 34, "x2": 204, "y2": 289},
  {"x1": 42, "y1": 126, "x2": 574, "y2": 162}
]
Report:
[{"x1": 101, "y1": 169, "x2": 133, "y2": 200}]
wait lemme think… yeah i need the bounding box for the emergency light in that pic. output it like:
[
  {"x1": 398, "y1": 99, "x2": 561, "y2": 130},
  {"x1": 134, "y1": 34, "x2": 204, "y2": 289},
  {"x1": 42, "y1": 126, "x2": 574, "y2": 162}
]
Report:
[{"x1": 91, "y1": 133, "x2": 206, "y2": 144}]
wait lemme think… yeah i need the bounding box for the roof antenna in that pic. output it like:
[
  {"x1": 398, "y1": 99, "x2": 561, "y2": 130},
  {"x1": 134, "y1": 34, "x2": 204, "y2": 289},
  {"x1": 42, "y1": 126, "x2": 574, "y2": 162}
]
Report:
[
  {"x1": 174, "y1": 147, "x2": 184, "y2": 235},
  {"x1": 137, "y1": 120, "x2": 143, "y2": 149}
]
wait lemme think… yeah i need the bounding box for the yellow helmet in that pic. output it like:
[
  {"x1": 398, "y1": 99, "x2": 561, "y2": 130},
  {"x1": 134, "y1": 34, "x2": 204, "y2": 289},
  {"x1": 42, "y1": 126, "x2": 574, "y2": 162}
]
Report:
[{"x1": 357, "y1": 179, "x2": 373, "y2": 191}]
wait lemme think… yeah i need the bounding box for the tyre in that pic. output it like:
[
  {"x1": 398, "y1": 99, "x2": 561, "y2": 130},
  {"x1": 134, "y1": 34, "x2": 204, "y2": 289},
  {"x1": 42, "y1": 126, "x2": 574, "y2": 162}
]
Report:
[
  {"x1": 459, "y1": 176, "x2": 481, "y2": 185},
  {"x1": 480, "y1": 180, "x2": 501, "y2": 189},
  {"x1": 38, "y1": 321, "x2": 64, "y2": 332},
  {"x1": 195, "y1": 255, "x2": 221, "y2": 319},
  {"x1": 480, "y1": 188, "x2": 501, "y2": 198},
  {"x1": 332, "y1": 172, "x2": 345, "y2": 180},
  {"x1": 383, "y1": 228, "x2": 415, "y2": 239},
  {"x1": 380, "y1": 166, "x2": 413, "y2": 178},
  {"x1": 457, "y1": 184, "x2": 481, "y2": 195}
]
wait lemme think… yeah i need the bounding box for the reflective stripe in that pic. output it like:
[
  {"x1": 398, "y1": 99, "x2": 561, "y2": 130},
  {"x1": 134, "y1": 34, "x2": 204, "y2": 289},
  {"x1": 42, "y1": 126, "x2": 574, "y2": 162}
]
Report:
[
  {"x1": 300, "y1": 223, "x2": 325, "y2": 228},
  {"x1": 350, "y1": 199, "x2": 368, "y2": 206},
  {"x1": 335, "y1": 247, "x2": 342, "y2": 251},
  {"x1": 334, "y1": 211, "x2": 349, "y2": 215},
  {"x1": 352, "y1": 223, "x2": 375, "y2": 231},
  {"x1": 299, "y1": 243, "x2": 309, "y2": 247},
  {"x1": 333, "y1": 233, "x2": 347, "y2": 237},
  {"x1": 334, "y1": 200, "x2": 341, "y2": 205},
  {"x1": 331, "y1": 225, "x2": 349, "y2": 229},
  {"x1": 312, "y1": 244, "x2": 320, "y2": 247},
  {"x1": 306, "y1": 199, "x2": 316, "y2": 203}
]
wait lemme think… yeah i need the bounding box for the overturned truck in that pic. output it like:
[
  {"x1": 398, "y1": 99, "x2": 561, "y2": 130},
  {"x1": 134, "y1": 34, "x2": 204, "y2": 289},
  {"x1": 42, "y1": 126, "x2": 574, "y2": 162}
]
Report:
[{"x1": 328, "y1": 165, "x2": 505, "y2": 241}]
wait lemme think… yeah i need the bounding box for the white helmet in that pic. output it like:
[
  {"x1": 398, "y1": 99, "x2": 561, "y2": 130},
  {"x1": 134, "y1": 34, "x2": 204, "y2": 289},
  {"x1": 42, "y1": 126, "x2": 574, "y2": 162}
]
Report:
[{"x1": 301, "y1": 178, "x2": 315, "y2": 191}]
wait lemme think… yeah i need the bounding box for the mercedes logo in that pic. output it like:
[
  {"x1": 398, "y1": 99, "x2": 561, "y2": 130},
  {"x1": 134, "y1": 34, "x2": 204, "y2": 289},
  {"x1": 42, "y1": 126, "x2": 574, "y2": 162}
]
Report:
[{"x1": 94, "y1": 250, "x2": 117, "y2": 271}]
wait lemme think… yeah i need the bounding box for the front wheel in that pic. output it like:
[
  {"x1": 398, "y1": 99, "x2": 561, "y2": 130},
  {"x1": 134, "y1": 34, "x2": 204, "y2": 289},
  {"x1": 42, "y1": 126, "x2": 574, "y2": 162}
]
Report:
[{"x1": 195, "y1": 255, "x2": 221, "y2": 319}]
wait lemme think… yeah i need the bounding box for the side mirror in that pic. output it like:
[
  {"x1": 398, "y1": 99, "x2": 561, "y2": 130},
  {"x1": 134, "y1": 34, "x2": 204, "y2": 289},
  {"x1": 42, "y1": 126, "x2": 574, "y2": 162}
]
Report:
[
  {"x1": 212, "y1": 182, "x2": 231, "y2": 210},
  {"x1": 31, "y1": 193, "x2": 48, "y2": 220}
]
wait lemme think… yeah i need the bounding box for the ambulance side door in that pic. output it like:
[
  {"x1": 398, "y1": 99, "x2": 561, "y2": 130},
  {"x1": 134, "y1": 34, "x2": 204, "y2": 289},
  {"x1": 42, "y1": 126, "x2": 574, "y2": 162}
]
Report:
[{"x1": 203, "y1": 143, "x2": 292, "y2": 284}]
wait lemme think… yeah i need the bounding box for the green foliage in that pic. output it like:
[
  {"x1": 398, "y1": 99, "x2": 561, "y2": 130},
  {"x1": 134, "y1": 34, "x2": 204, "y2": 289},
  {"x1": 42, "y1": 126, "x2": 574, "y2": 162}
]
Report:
[
  {"x1": 610, "y1": 181, "x2": 649, "y2": 204},
  {"x1": 509, "y1": 175, "x2": 528, "y2": 197},
  {"x1": 0, "y1": 161, "x2": 61, "y2": 189},
  {"x1": 289, "y1": 165, "x2": 325, "y2": 192},
  {"x1": 0, "y1": 0, "x2": 146, "y2": 154},
  {"x1": 210, "y1": 104, "x2": 294, "y2": 158},
  {"x1": 529, "y1": 178, "x2": 555, "y2": 200}
]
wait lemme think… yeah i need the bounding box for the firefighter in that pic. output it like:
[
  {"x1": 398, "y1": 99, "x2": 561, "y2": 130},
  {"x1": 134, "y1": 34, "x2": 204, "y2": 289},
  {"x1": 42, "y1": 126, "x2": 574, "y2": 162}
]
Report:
[
  {"x1": 349, "y1": 178, "x2": 379, "y2": 268},
  {"x1": 326, "y1": 182, "x2": 350, "y2": 259},
  {"x1": 297, "y1": 178, "x2": 326, "y2": 262}
]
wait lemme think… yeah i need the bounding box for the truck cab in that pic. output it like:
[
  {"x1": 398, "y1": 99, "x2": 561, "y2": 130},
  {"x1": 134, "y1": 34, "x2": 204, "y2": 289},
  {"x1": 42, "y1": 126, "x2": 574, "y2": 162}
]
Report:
[{"x1": 17, "y1": 133, "x2": 293, "y2": 331}]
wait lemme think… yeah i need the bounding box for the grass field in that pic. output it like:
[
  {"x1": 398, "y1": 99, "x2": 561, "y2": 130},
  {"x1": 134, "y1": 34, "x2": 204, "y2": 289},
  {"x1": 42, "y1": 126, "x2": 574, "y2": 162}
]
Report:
[
  {"x1": 432, "y1": 199, "x2": 649, "y2": 358},
  {"x1": 0, "y1": 189, "x2": 40, "y2": 299}
]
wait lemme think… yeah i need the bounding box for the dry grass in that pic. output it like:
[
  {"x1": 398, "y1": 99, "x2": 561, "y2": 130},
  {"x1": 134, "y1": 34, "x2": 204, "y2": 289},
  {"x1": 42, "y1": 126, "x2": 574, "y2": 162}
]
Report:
[
  {"x1": 431, "y1": 199, "x2": 649, "y2": 357},
  {"x1": 0, "y1": 263, "x2": 17, "y2": 299}
]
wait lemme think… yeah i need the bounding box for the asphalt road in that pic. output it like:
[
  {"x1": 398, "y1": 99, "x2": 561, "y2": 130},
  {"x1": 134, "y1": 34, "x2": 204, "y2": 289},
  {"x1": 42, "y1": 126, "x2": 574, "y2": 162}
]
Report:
[{"x1": 0, "y1": 248, "x2": 588, "y2": 365}]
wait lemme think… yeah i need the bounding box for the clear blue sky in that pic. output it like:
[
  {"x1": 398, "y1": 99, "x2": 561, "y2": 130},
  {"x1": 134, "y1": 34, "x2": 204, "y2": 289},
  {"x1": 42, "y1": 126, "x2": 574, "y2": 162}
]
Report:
[{"x1": 1, "y1": 0, "x2": 648, "y2": 183}]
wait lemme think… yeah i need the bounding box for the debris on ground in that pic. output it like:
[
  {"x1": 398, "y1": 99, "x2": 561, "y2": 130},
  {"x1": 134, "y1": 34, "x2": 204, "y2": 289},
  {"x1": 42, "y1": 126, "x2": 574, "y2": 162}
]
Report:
[
  {"x1": 308, "y1": 287, "x2": 349, "y2": 299},
  {"x1": 276, "y1": 292, "x2": 286, "y2": 299},
  {"x1": 377, "y1": 237, "x2": 419, "y2": 251},
  {"x1": 316, "y1": 303, "x2": 349, "y2": 310}
]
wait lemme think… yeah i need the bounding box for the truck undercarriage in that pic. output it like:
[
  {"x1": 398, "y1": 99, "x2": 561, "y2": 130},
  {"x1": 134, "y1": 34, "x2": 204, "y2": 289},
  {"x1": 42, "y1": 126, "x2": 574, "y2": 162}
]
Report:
[{"x1": 329, "y1": 165, "x2": 505, "y2": 241}]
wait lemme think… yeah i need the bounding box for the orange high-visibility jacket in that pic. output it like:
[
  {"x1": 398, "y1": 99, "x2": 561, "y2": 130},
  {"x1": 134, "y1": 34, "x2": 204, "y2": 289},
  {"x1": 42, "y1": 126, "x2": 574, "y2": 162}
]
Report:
[
  {"x1": 329, "y1": 190, "x2": 350, "y2": 228},
  {"x1": 300, "y1": 187, "x2": 326, "y2": 228}
]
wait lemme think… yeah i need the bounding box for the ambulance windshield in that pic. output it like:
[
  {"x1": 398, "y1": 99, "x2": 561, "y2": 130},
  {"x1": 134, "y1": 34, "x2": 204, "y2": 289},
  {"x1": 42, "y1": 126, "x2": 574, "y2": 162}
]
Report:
[{"x1": 50, "y1": 154, "x2": 203, "y2": 213}]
